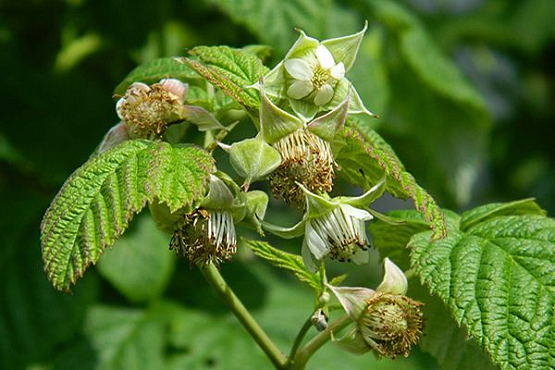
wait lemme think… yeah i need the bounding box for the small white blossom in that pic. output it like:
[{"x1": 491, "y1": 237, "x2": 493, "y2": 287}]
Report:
[
  {"x1": 303, "y1": 203, "x2": 371, "y2": 267},
  {"x1": 284, "y1": 45, "x2": 345, "y2": 106}
]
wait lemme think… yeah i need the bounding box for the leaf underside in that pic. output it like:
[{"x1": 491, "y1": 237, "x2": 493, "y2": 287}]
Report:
[{"x1": 40, "y1": 140, "x2": 214, "y2": 291}]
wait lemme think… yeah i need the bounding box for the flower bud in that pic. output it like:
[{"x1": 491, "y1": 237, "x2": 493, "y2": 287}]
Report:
[
  {"x1": 311, "y1": 308, "x2": 328, "y2": 331},
  {"x1": 228, "y1": 137, "x2": 282, "y2": 190}
]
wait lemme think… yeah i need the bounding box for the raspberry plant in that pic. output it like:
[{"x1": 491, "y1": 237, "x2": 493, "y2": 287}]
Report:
[{"x1": 37, "y1": 14, "x2": 554, "y2": 370}]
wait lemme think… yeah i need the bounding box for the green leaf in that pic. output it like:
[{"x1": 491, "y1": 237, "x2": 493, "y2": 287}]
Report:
[
  {"x1": 41, "y1": 140, "x2": 214, "y2": 291},
  {"x1": 96, "y1": 215, "x2": 175, "y2": 302},
  {"x1": 369, "y1": 0, "x2": 485, "y2": 111},
  {"x1": 368, "y1": 210, "x2": 432, "y2": 270},
  {"x1": 242, "y1": 239, "x2": 320, "y2": 289},
  {"x1": 84, "y1": 305, "x2": 167, "y2": 370},
  {"x1": 459, "y1": 198, "x2": 546, "y2": 232},
  {"x1": 411, "y1": 283, "x2": 498, "y2": 370},
  {"x1": 113, "y1": 57, "x2": 200, "y2": 96},
  {"x1": 205, "y1": 0, "x2": 335, "y2": 54},
  {"x1": 335, "y1": 123, "x2": 447, "y2": 240},
  {"x1": 182, "y1": 46, "x2": 268, "y2": 116},
  {"x1": 409, "y1": 202, "x2": 555, "y2": 370}
]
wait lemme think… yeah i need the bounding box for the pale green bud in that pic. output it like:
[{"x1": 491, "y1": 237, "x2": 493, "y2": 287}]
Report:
[{"x1": 228, "y1": 137, "x2": 282, "y2": 190}]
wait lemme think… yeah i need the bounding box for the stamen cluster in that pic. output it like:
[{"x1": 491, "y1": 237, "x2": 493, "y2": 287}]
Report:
[
  {"x1": 170, "y1": 208, "x2": 237, "y2": 267},
  {"x1": 269, "y1": 129, "x2": 335, "y2": 208}
]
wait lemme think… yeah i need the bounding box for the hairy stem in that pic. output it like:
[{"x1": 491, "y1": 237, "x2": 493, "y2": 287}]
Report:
[
  {"x1": 290, "y1": 314, "x2": 352, "y2": 369},
  {"x1": 200, "y1": 263, "x2": 288, "y2": 368}
]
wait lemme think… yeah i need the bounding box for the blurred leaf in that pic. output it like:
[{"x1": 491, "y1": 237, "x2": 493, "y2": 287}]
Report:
[
  {"x1": 410, "y1": 202, "x2": 555, "y2": 370},
  {"x1": 369, "y1": 0, "x2": 485, "y2": 111},
  {"x1": 114, "y1": 57, "x2": 201, "y2": 96},
  {"x1": 347, "y1": 27, "x2": 390, "y2": 118},
  {"x1": 206, "y1": 0, "x2": 333, "y2": 54},
  {"x1": 411, "y1": 283, "x2": 498, "y2": 370},
  {"x1": 362, "y1": 0, "x2": 491, "y2": 207},
  {"x1": 97, "y1": 215, "x2": 175, "y2": 302},
  {"x1": 41, "y1": 140, "x2": 213, "y2": 290},
  {"x1": 166, "y1": 263, "x2": 435, "y2": 369},
  {"x1": 84, "y1": 305, "x2": 167, "y2": 370},
  {"x1": 0, "y1": 189, "x2": 98, "y2": 370},
  {"x1": 243, "y1": 239, "x2": 320, "y2": 289},
  {"x1": 335, "y1": 123, "x2": 447, "y2": 240}
]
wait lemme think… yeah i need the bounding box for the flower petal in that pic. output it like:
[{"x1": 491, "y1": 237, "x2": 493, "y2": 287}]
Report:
[
  {"x1": 305, "y1": 221, "x2": 330, "y2": 260},
  {"x1": 328, "y1": 284, "x2": 376, "y2": 319},
  {"x1": 316, "y1": 45, "x2": 336, "y2": 69},
  {"x1": 287, "y1": 80, "x2": 314, "y2": 100},
  {"x1": 351, "y1": 248, "x2": 369, "y2": 265},
  {"x1": 330, "y1": 62, "x2": 345, "y2": 80},
  {"x1": 284, "y1": 58, "x2": 314, "y2": 80},
  {"x1": 314, "y1": 84, "x2": 334, "y2": 106},
  {"x1": 302, "y1": 240, "x2": 318, "y2": 273},
  {"x1": 341, "y1": 204, "x2": 373, "y2": 221}
]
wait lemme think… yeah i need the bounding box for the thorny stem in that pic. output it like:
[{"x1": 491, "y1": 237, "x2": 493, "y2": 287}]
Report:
[
  {"x1": 287, "y1": 315, "x2": 314, "y2": 365},
  {"x1": 291, "y1": 314, "x2": 352, "y2": 370},
  {"x1": 200, "y1": 263, "x2": 288, "y2": 369}
]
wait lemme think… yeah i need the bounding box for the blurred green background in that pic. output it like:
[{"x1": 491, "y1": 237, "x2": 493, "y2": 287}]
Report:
[{"x1": 1, "y1": 0, "x2": 554, "y2": 369}]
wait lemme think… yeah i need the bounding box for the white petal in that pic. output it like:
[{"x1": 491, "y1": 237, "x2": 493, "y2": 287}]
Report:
[
  {"x1": 341, "y1": 204, "x2": 373, "y2": 221},
  {"x1": 284, "y1": 58, "x2": 314, "y2": 80},
  {"x1": 115, "y1": 98, "x2": 126, "y2": 120},
  {"x1": 302, "y1": 240, "x2": 318, "y2": 273},
  {"x1": 305, "y1": 221, "x2": 329, "y2": 259},
  {"x1": 351, "y1": 248, "x2": 369, "y2": 265},
  {"x1": 376, "y1": 258, "x2": 408, "y2": 295},
  {"x1": 287, "y1": 80, "x2": 314, "y2": 99},
  {"x1": 314, "y1": 84, "x2": 334, "y2": 106},
  {"x1": 316, "y1": 45, "x2": 336, "y2": 69},
  {"x1": 330, "y1": 62, "x2": 345, "y2": 80}
]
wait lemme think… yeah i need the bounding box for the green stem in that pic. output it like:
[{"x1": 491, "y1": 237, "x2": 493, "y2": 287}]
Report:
[
  {"x1": 287, "y1": 315, "x2": 313, "y2": 365},
  {"x1": 200, "y1": 264, "x2": 288, "y2": 369},
  {"x1": 290, "y1": 314, "x2": 352, "y2": 370}
]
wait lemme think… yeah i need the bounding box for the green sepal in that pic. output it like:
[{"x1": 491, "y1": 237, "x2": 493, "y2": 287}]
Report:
[
  {"x1": 340, "y1": 173, "x2": 386, "y2": 208},
  {"x1": 285, "y1": 29, "x2": 320, "y2": 59},
  {"x1": 260, "y1": 85, "x2": 304, "y2": 143},
  {"x1": 261, "y1": 218, "x2": 305, "y2": 239},
  {"x1": 321, "y1": 21, "x2": 367, "y2": 71},
  {"x1": 290, "y1": 98, "x2": 320, "y2": 122},
  {"x1": 296, "y1": 183, "x2": 337, "y2": 218},
  {"x1": 244, "y1": 190, "x2": 269, "y2": 234},
  {"x1": 180, "y1": 105, "x2": 224, "y2": 131},
  {"x1": 327, "y1": 79, "x2": 375, "y2": 117},
  {"x1": 307, "y1": 94, "x2": 349, "y2": 141},
  {"x1": 149, "y1": 201, "x2": 189, "y2": 235},
  {"x1": 331, "y1": 326, "x2": 370, "y2": 355},
  {"x1": 200, "y1": 174, "x2": 234, "y2": 210},
  {"x1": 228, "y1": 137, "x2": 282, "y2": 187}
]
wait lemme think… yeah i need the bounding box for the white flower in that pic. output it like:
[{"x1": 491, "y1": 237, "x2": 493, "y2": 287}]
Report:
[
  {"x1": 284, "y1": 45, "x2": 346, "y2": 106},
  {"x1": 303, "y1": 203, "x2": 371, "y2": 269}
]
